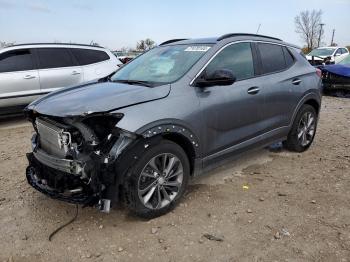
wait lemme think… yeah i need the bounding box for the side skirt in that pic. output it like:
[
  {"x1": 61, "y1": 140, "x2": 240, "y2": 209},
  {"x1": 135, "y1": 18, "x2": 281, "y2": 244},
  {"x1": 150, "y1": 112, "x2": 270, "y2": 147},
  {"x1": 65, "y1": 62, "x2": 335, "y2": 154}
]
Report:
[{"x1": 193, "y1": 126, "x2": 289, "y2": 176}]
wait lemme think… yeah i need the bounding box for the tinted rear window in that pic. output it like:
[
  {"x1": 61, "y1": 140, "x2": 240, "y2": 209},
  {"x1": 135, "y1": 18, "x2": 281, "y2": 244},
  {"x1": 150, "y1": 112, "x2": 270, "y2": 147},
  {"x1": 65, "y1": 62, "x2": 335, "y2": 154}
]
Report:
[
  {"x1": 0, "y1": 49, "x2": 34, "y2": 73},
  {"x1": 37, "y1": 48, "x2": 76, "y2": 69},
  {"x1": 258, "y1": 43, "x2": 286, "y2": 74},
  {"x1": 71, "y1": 48, "x2": 110, "y2": 65}
]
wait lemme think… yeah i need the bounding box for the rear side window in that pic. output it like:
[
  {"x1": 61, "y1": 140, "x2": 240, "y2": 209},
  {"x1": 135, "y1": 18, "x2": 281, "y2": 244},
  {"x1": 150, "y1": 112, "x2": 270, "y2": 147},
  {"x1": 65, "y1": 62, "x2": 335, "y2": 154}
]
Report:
[
  {"x1": 70, "y1": 48, "x2": 110, "y2": 65},
  {"x1": 0, "y1": 49, "x2": 34, "y2": 73},
  {"x1": 258, "y1": 43, "x2": 286, "y2": 74},
  {"x1": 341, "y1": 48, "x2": 348, "y2": 54},
  {"x1": 205, "y1": 42, "x2": 254, "y2": 81},
  {"x1": 36, "y1": 48, "x2": 76, "y2": 69}
]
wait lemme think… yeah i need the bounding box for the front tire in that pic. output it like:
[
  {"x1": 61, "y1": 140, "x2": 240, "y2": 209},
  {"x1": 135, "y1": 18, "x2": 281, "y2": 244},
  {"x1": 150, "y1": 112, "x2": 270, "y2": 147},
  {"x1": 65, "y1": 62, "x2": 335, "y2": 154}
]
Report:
[
  {"x1": 123, "y1": 140, "x2": 190, "y2": 219},
  {"x1": 283, "y1": 104, "x2": 318, "y2": 152}
]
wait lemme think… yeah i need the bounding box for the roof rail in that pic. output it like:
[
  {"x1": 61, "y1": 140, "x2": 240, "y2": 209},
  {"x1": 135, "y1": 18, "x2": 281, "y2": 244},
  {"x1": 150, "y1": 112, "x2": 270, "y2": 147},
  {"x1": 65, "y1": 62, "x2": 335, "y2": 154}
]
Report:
[
  {"x1": 159, "y1": 39, "x2": 188, "y2": 46},
  {"x1": 217, "y1": 33, "x2": 282, "y2": 42},
  {"x1": 8, "y1": 43, "x2": 105, "y2": 48}
]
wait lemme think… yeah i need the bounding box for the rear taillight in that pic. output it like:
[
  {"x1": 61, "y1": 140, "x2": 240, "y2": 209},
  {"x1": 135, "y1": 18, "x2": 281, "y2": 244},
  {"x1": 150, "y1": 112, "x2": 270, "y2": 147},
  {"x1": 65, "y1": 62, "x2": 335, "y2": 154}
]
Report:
[{"x1": 316, "y1": 68, "x2": 322, "y2": 78}]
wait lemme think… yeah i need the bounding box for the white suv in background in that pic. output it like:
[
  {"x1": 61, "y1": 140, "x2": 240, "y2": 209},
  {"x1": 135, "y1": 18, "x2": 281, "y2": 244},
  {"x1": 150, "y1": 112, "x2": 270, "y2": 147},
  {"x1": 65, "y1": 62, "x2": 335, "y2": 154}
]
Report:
[
  {"x1": 0, "y1": 44, "x2": 122, "y2": 116},
  {"x1": 306, "y1": 46, "x2": 349, "y2": 65}
]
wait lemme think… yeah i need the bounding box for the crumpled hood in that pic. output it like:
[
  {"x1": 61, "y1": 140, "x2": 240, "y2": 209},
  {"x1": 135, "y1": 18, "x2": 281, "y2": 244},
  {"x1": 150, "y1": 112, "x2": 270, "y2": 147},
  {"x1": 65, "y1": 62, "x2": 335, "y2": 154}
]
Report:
[
  {"x1": 27, "y1": 81, "x2": 171, "y2": 117},
  {"x1": 306, "y1": 55, "x2": 327, "y2": 61}
]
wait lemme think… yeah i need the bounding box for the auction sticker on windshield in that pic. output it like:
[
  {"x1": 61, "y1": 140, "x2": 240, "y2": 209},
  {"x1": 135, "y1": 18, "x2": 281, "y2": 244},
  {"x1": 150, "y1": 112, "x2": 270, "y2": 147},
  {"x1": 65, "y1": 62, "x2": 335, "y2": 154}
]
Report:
[{"x1": 184, "y1": 46, "x2": 211, "y2": 52}]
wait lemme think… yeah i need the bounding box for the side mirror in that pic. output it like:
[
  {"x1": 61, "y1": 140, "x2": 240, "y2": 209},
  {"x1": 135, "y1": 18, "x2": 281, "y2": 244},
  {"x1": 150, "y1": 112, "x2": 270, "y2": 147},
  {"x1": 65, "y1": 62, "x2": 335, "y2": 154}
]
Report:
[
  {"x1": 196, "y1": 69, "x2": 236, "y2": 87},
  {"x1": 335, "y1": 53, "x2": 341, "y2": 57}
]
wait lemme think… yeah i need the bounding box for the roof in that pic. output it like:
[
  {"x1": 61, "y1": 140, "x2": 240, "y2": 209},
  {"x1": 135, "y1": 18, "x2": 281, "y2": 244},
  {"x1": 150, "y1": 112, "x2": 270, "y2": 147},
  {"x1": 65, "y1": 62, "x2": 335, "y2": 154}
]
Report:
[
  {"x1": 160, "y1": 33, "x2": 299, "y2": 49},
  {"x1": 316, "y1": 46, "x2": 338, "y2": 49},
  {"x1": 160, "y1": 38, "x2": 218, "y2": 46},
  {"x1": 4, "y1": 43, "x2": 105, "y2": 49}
]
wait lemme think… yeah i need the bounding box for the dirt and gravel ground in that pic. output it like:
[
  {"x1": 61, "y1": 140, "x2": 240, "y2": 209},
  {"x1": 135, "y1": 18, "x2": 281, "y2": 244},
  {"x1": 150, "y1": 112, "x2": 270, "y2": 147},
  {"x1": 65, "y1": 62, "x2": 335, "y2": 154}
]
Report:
[{"x1": 0, "y1": 96, "x2": 349, "y2": 262}]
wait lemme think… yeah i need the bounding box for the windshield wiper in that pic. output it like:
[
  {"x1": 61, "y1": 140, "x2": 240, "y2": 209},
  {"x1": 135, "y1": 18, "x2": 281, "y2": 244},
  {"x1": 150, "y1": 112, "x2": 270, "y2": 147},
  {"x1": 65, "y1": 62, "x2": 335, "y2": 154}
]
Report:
[{"x1": 112, "y1": 79, "x2": 154, "y2": 87}]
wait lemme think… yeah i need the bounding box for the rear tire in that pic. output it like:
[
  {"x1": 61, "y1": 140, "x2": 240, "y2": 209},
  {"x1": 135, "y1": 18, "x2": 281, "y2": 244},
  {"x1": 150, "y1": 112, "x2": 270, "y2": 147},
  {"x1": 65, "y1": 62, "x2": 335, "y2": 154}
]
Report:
[
  {"x1": 123, "y1": 139, "x2": 190, "y2": 219},
  {"x1": 283, "y1": 104, "x2": 318, "y2": 152}
]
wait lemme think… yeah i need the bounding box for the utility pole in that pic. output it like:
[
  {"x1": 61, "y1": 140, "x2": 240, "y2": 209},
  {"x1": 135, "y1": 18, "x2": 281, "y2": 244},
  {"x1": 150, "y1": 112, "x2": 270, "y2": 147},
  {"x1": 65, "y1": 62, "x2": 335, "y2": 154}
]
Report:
[
  {"x1": 256, "y1": 24, "x2": 261, "y2": 34},
  {"x1": 330, "y1": 29, "x2": 335, "y2": 46},
  {"x1": 318, "y1": 23, "x2": 325, "y2": 47}
]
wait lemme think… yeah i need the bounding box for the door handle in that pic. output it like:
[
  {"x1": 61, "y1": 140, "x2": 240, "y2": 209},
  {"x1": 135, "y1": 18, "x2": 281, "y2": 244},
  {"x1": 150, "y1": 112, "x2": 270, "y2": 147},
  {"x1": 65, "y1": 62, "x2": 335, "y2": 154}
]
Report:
[
  {"x1": 72, "y1": 71, "x2": 81, "y2": 75},
  {"x1": 292, "y1": 79, "x2": 302, "y2": 85},
  {"x1": 24, "y1": 75, "x2": 36, "y2": 80},
  {"x1": 247, "y1": 86, "x2": 260, "y2": 95}
]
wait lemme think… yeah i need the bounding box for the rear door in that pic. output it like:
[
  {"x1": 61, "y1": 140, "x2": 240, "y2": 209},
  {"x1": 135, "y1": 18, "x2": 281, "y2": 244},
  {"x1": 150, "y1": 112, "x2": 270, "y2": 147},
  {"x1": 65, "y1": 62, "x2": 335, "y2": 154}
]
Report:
[
  {"x1": 34, "y1": 48, "x2": 83, "y2": 92},
  {"x1": 70, "y1": 48, "x2": 113, "y2": 81},
  {"x1": 0, "y1": 48, "x2": 40, "y2": 108},
  {"x1": 256, "y1": 43, "x2": 303, "y2": 131}
]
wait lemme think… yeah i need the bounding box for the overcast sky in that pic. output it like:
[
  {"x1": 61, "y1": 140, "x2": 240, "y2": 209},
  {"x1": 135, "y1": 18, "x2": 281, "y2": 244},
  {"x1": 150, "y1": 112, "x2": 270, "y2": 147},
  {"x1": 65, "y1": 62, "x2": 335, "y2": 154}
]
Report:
[{"x1": 0, "y1": 0, "x2": 349, "y2": 50}]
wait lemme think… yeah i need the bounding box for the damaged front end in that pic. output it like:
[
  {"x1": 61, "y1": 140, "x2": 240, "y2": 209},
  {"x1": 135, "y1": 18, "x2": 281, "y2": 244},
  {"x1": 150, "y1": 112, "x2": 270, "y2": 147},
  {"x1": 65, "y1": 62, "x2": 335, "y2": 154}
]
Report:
[{"x1": 25, "y1": 110, "x2": 136, "y2": 212}]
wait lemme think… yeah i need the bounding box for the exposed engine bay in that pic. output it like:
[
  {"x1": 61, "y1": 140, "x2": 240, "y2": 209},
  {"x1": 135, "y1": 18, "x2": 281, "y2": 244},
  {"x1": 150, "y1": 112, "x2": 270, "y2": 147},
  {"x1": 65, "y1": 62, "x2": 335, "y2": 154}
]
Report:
[{"x1": 25, "y1": 112, "x2": 136, "y2": 212}]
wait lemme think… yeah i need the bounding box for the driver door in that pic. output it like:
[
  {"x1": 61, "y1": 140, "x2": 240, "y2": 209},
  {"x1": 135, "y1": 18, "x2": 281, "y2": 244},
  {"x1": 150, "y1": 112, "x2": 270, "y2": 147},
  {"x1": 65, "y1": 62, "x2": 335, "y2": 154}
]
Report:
[{"x1": 195, "y1": 42, "x2": 265, "y2": 159}]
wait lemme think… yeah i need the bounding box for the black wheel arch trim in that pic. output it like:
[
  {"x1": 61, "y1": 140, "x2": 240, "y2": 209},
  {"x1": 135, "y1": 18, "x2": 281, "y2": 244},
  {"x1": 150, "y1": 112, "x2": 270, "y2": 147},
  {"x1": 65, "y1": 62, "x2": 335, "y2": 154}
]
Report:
[
  {"x1": 289, "y1": 92, "x2": 321, "y2": 128},
  {"x1": 134, "y1": 119, "x2": 201, "y2": 158}
]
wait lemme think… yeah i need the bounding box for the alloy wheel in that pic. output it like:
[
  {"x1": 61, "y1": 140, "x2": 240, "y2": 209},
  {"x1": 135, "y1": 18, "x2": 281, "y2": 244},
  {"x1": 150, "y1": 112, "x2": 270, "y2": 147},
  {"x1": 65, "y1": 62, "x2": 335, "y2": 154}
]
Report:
[
  {"x1": 138, "y1": 153, "x2": 184, "y2": 209},
  {"x1": 297, "y1": 111, "x2": 316, "y2": 147}
]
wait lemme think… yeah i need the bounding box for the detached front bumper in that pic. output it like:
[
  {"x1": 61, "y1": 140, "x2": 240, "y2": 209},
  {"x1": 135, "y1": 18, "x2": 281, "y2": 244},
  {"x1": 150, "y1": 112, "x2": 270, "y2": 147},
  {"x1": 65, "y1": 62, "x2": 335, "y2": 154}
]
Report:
[
  {"x1": 24, "y1": 116, "x2": 137, "y2": 210},
  {"x1": 26, "y1": 152, "x2": 98, "y2": 205}
]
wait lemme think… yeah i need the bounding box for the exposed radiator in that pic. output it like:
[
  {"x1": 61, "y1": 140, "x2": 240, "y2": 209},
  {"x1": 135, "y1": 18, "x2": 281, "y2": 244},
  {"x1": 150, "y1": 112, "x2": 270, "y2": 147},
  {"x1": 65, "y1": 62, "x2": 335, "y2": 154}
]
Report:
[{"x1": 36, "y1": 118, "x2": 71, "y2": 158}]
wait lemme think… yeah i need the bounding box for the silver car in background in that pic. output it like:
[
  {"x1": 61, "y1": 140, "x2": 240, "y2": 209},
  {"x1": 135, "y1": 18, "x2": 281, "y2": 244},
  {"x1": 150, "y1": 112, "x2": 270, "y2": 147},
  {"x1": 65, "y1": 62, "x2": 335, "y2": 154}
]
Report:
[{"x1": 0, "y1": 43, "x2": 122, "y2": 116}]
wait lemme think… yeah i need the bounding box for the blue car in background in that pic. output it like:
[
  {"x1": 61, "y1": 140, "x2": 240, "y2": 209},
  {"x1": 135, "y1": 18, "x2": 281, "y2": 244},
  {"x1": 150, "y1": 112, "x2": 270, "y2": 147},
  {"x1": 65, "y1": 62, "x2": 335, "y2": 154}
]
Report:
[{"x1": 321, "y1": 55, "x2": 350, "y2": 91}]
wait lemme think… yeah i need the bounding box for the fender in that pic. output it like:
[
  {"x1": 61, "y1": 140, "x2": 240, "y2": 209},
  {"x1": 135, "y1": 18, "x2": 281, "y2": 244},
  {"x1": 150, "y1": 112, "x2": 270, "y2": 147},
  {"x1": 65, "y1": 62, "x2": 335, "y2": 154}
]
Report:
[
  {"x1": 133, "y1": 119, "x2": 201, "y2": 157},
  {"x1": 288, "y1": 91, "x2": 322, "y2": 128}
]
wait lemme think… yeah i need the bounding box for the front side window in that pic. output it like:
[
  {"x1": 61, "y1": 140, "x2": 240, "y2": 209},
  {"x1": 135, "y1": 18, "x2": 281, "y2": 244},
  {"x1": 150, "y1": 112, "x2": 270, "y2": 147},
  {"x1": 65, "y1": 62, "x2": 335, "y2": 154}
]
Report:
[
  {"x1": 111, "y1": 44, "x2": 212, "y2": 86},
  {"x1": 37, "y1": 48, "x2": 76, "y2": 69},
  {"x1": 205, "y1": 42, "x2": 254, "y2": 81},
  {"x1": 0, "y1": 49, "x2": 34, "y2": 73},
  {"x1": 258, "y1": 43, "x2": 286, "y2": 74},
  {"x1": 335, "y1": 49, "x2": 342, "y2": 55}
]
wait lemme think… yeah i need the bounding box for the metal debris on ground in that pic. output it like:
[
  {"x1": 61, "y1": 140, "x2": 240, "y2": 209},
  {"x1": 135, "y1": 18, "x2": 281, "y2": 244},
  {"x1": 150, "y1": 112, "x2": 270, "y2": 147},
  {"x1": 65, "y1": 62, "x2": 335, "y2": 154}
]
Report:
[{"x1": 203, "y1": 233, "x2": 224, "y2": 242}]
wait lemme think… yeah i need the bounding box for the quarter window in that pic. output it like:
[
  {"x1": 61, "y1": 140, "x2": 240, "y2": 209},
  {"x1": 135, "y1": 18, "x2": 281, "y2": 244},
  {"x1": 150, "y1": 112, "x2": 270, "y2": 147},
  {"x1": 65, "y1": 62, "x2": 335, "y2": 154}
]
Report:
[
  {"x1": 37, "y1": 48, "x2": 76, "y2": 69},
  {"x1": 70, "y1": 48, "x2": 110, "y2": 65},
  {"x1": 205, "y1": 42, "x2": 254, "y2": 81},
  {"x1": 283, "y1": 47, "x2": 294, "y2": 68},
  {"x1": 0, "y1": 49, "x2": 34, "y2": 73},
  {"x1": 258, "y1": 43, "x2": 286, "y2": 74}
]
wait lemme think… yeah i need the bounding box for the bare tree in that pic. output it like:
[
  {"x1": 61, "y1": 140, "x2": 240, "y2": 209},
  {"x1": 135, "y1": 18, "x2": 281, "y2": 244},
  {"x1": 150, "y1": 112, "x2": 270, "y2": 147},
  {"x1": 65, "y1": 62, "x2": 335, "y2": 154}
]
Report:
[
  {"x1": 295, "y1": 10, "x2": 323, "y2": 52},
  {"x1": 0, "y1": 41, "x2": 15, "y2": 49},
  {"x1": 90, "y1": 40, "x2": 100, "y2": 46},
  {"x1": 136, "y1": 38, "x2": 156, "y2": 51}
]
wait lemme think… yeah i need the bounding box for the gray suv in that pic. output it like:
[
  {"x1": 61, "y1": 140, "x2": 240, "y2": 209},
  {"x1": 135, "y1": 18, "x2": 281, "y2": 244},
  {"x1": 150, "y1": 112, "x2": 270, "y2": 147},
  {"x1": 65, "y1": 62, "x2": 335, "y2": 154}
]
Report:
[{"x1": 25, "y1": 34, "x2": 322, "y2": 218}]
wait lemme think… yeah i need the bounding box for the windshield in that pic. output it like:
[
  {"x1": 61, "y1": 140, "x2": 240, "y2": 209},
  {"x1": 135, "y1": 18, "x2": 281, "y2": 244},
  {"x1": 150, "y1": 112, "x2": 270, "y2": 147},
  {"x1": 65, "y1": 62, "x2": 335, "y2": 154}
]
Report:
[
  {"x1": 338, "y1": 55, "x2": 350, "y2": 65},
  {"x1": 308, "y1": 48, "x2": 335, "y2": 57},
  {"x1": 111, "y1": 44, "x2": 212, "y2": 86}
]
